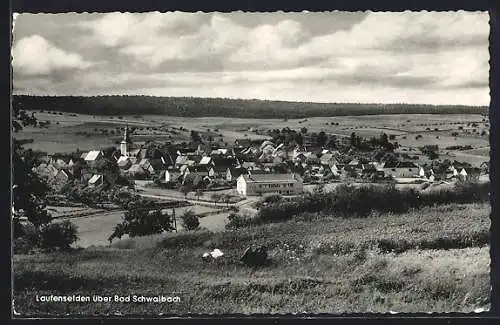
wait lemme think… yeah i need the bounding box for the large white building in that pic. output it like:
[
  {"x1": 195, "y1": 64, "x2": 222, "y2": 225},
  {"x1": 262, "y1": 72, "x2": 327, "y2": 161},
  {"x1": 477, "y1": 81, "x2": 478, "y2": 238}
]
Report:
[{"x1": 236, "y1": 173, "x2": 303, "y2": 196}]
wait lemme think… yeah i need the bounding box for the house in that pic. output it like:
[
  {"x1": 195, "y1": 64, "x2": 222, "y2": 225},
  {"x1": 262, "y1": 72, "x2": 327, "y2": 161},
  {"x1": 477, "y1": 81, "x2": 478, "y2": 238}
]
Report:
[
  {"x1": 236, "y1": 173, "x2": 303, "y2": 196},
  {"x1": 84, "y1": 150, "x2": 103, "y2": 165},
  {"x1": 383, "y1": 161, "x2": 420, "y2": 178},
  {"x1": 80, "y1": 167, "x2": 93, "y2": 183},
  {"x1": 199, "y1": 156, "x2": 212, "y2": 166},
  {"x1": 162, "y1": 169, "x2": 181, "y2": 183},
  {"x1": 53, "y1": 169, "x2": 74, "y2": 189},
  {"x1": 446, "y1": 165, "x2": 459, "y2": 179},
  {"x1": 117, "y1": 156, "x2": 132, "y2": 170},
  {"x1": 139, "y1": 158, "x2": 155, "y2": 174},
  {"x1": 480, "y1": 161, "x2": 489, "y2": 175},
  {"x1": 208, "y1": 166, "x2": 227, "y2": 180},
  {"x1": 126, "y1": 164, "x2": 148, "y2": 179},
  {"x1": 183, "y1": 171, "x2": 210, "y2": 186},
  {"x1": 241, "y1": 162, "x2": 258, "y2": 170},
  {"x1": 88, "y1": 174, "x2": 104, "y2": 187},
  {"x1": 234, "y1": 138, "x2": 254, "y2": 148},
  {"x1": 260, "y1": 140, "x2": 275, "y2": 150},
  {"x1": 319, "y1": 153, "x2": 338, "y2": 167},
  {"x1": 330, "y1": 164, "x2": 341, "y2": 177},
  {"x1": 226, "y1": 167, "x2": 247, "y2": 182},
  {"x1": 459, "y1": 167, "x2": 481, "y2": 181},
  {"x1": 175, "y1": 155, "x2": 189, "y2": 168}
]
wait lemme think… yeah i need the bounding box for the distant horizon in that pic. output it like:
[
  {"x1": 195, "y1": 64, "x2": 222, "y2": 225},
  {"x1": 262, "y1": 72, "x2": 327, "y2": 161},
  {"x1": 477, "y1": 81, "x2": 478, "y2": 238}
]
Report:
[
  {"x1": 12, "y1": 12, "x2": 489, "y2": 106},
  {"x1": 12, "y1": 93, "x2": 489, "y2": 108}
]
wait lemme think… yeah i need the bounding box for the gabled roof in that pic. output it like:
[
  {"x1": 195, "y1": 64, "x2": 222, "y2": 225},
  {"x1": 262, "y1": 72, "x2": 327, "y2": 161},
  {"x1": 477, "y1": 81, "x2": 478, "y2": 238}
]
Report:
[
  {"x1": 175, "y1": 155, "x2": 189, "y2": 165},
  {"x1": 57, "y1": 169, "x2": 74, "y2": 179},
  {"x1": 127, "y1": 164, "x2": 146, "y2": 174},
  {"x1": 88, "y1": 174, "x2": 103, "y2": 184},
  {"x1": 210, "y1": 165, "x2": 227, "y2": 172},
  {"x1": 199, "y1": 156, "x2": 212, "y2": 165},
  {"x1": 385, "y1": 161, "x2": 418, "y2": 169},
  {"x1": 84, "y1": 150, "x2": 102, "y2": 161}
]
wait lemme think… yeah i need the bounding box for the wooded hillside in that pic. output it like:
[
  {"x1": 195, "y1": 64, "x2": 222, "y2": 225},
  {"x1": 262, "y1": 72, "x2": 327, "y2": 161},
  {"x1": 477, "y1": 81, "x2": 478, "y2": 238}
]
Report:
[{"x1": 13, "y1": 95, "x2": 488, "y2": 119}]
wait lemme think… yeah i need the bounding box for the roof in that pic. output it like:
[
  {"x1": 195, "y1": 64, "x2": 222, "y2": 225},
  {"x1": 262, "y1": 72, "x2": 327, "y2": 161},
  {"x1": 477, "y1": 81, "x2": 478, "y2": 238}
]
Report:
[
  {"x1": 84, "y1": 150, "x2": 102, "y2": 161},
  {"x1": 241, "y1": 173, "x2": 299, "y2": 184},
  {"x1": 199, "y1": 156, "x2": 212, "y2": 165},
  {"x1": 175, "y1": 156, "x2": 189, "y2": 165},
  {"x1": 117, "y1": 156, "x2": 130, "y2": 163},
  {"x1": 88, "y1": 174, "x2": 103, "y2": 183},
  {"x1": 80, "y1": 152, "x2": 88, "y2": 159},
  {"x1": 127, "y1": 164, "x2": 146, "y2": 174},
  {"x1": 210, "y1": 165, "x2": 227, "y2": 172},
  {"x1": 57, "y1": 169, "x2": 74, "y2": 179},
  {"x1": 129, "y1": 148, "x2": 141, "y2": 156}
]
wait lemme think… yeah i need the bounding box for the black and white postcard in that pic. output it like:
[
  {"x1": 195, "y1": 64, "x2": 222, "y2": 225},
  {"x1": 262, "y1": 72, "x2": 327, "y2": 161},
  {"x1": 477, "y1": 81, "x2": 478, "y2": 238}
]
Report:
[{"x1": 11, "y1": 10, "x2": 492, "y2": 316}]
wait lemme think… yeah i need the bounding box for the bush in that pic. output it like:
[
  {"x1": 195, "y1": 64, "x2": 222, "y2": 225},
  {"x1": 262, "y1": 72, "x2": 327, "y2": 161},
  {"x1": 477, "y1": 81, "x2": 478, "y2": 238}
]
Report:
[
  {"x1": 180, "y1": 210, "x2": 200, "y2": 231},
  {"x1": 159, "y1": 230, "x2": 214, "y2": 249},
  {"x1": 225, "y1": 213, "x2": 254, "y2": 230},
  {"x1": 40, "y1": 220, "x2": 78, "y2": 250}
]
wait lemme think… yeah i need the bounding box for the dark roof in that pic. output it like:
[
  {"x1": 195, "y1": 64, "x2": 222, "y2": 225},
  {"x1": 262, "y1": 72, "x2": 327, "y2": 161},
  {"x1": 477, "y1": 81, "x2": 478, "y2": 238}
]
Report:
[
  {"x1": 212, "y1": 156, "x2": 237, "y2": 167},
  {"x1": 242, "y1": 173, "x2": 299, "y2": 183}
]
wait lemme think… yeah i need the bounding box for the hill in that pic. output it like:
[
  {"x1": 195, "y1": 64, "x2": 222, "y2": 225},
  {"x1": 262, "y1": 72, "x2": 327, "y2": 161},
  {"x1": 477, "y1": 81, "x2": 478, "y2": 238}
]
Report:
[{"x1": 13, "y1": 95, "x2": 488, "y2": 119}]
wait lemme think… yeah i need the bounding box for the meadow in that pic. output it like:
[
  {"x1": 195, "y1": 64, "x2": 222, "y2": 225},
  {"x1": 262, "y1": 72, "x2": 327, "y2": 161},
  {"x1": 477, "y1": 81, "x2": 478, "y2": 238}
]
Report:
[
  {"x1": 13, "y1": 202, "x2": 490, "y2": 315},
  {"x1": 14, "y1": 111, "x2": 490, "y2": 168}
]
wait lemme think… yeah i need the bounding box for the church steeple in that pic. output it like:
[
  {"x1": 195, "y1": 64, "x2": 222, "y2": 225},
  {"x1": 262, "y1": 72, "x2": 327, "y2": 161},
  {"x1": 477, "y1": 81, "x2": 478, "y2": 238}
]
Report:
[{"x1": 120, "y1": 125, "x2": 132, "y2": 156}]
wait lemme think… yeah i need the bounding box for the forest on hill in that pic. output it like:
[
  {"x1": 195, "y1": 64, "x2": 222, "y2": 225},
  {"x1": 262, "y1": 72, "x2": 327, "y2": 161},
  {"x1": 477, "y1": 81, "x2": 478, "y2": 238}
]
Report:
[{"x1": 12, "y1": 95, "x2": 488, "y2": 119}]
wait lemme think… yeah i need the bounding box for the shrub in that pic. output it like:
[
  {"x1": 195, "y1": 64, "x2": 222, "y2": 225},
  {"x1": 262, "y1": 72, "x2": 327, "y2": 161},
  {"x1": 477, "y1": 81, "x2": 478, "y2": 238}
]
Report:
[
  {"x1": 159, "y1": 230, "x2": 214, "y2": 249},
  {"x1": 180, "y1": 210, "x2": 200, "y2": 231},
  {"x1": 225, "y1": 213, "x2": 254, "y2": 230},
  {"x1": 40, "y1": 220, "x2": 78, "y2": 250}
]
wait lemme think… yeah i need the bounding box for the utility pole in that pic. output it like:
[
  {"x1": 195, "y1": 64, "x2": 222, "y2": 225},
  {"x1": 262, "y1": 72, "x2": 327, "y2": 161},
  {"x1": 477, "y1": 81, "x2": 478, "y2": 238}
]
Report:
[{"x1": 172, "y1": 208, "x2": 177, "y2": 232}]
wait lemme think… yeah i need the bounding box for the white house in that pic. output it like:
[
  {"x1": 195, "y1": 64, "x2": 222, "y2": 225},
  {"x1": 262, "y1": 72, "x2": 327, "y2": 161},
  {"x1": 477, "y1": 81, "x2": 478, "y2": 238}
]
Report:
[
  {"x1": 383, "y1": 161, "x2": 420, "y2": 178},
  {"x1": 236, "y1": 173, "x2": 303, "y2": 197},
  {"x1": 84, "y1": 150, "x2": 103, "y2": 163}
]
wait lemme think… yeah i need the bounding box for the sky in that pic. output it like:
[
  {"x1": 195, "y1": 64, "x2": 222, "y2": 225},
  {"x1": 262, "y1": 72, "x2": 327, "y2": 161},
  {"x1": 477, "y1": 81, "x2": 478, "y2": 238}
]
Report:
[{"x1": 12, "y1": 11, "x2": 489, "y2": 105}]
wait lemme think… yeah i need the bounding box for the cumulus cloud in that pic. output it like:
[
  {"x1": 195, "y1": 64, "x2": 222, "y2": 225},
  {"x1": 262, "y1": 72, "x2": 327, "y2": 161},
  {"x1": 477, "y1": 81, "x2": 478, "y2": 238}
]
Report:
[
  {"x1": 12, "y1": 34, "x2": 93, "y2": 76},
  {"x1": 12, "y1": 11, "x2": 490, "y2": 105}
]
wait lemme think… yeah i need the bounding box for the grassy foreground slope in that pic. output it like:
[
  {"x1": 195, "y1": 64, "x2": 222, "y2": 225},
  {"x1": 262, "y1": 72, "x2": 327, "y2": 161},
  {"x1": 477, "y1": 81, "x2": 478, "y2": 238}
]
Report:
[{"x1": 14, "y1": 203, "x2": 490, "y2": 315}]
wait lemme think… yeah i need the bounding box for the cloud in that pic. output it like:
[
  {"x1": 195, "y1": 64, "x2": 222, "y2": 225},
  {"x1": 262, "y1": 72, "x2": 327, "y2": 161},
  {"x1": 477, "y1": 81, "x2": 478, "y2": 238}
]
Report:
[
  {"x1": 12, "y1": 12, "x2": 490, "y2": 105},
  {"x1": 12, "y1": 34, "x2": 93, "y2": 76}
]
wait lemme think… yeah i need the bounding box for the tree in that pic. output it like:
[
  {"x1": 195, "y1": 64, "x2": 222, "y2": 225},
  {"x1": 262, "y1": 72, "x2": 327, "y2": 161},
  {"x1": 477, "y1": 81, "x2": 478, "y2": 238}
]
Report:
[
  {"x1": 180, "y1": 210, "x2": 200, "y2": 231},
  {"x1": 211, "y1": 193, "x2": 221, "y2": 206},
  {"x1": 300, "y1": 127, "x2": 308, "y2": 135},
  {"x1": 12, "y1": 102, "x2": 78, "y2": 250},
  {"x1": 317, "y1": 131, "x2": 327, "y2": 147},
  {"x1": 180, "y1": 184, "x2": 192, "y2": 198},
  {"x1": 190, "y1": 130, "x2": 202, "y2": 143},
  {"x1": 108, "y1": 200, "x2": 174, "y2": 241},
  {"x1": 195, "y1": 189, "x2": 204, "y2": 201}
]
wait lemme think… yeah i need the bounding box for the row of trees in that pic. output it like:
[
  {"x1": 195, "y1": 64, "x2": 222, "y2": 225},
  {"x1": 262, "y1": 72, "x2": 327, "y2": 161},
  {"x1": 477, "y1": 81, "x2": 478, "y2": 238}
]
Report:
[{"x1": 13, "y1": 95, "x2": 487, "y2": 119}]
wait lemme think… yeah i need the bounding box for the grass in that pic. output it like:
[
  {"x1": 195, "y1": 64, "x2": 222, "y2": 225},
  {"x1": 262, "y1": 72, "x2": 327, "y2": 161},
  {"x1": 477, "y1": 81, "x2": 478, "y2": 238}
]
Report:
[{"x1": 13, "y1": 202, "x2": 490, "y2": 315}]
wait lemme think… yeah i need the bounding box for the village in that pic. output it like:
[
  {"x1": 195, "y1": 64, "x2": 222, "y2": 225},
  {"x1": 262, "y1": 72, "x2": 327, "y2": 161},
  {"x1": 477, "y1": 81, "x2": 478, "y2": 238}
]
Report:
[{"x1": 32, "y1": 123, "x2": 489, "y2": 204}]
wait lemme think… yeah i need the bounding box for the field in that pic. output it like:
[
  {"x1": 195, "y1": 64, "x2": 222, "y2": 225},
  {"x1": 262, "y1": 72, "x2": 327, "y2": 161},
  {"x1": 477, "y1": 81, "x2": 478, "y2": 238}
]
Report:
[
  {"x1": 13, "y1": 202, "x2": 490, "y2": 315},
  {"x1": 54, "y1": 204, "x2": 226, "y2": 248},
  {"x1": 14, "y1": 111, "x2": 490, "y2": 168}
]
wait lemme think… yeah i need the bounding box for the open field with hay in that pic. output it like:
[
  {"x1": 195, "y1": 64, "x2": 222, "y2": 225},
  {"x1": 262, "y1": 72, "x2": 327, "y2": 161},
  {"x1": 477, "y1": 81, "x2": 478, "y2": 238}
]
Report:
[{"x1": 13, "y1": 202, "x2": 490, "y2": 315}]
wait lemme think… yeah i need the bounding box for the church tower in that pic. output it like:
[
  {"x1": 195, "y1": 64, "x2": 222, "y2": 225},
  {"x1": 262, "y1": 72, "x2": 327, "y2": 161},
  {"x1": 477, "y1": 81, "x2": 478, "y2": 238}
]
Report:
[{"x1": 120, "y1": 125, "x2": 132, "y2": 156}]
